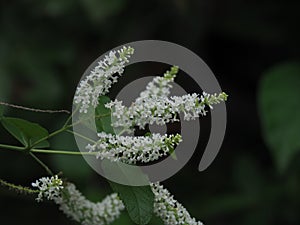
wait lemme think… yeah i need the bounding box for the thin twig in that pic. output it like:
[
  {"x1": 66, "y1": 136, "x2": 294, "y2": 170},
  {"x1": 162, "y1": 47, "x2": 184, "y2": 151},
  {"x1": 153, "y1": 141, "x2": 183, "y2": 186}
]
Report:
[
  {"x1": 66, "y1": 130, "x2": 96, "y2": 144},
  {"x1": 0, "y1": 101, "x2": 70, "y2": 114},
  {"x1": 29, "y1": 152, "x2": 54, "y2": 176},
  {"x1": 0, "y1": 178, "x2": 39, "y2": 194}
]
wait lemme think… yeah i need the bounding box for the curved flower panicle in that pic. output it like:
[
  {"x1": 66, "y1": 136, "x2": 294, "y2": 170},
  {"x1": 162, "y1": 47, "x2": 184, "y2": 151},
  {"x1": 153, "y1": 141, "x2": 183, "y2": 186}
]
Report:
[
  {"x1": 106, "y1": 91, "x2": 228, "y2": 132},
  {"x1": 32, "y1": 176, "x2": 204, "y2": 225},
  {"x1": 151, "y1": 182, "x2": 204, "y2": 225},
  {"x1": 137, "y1": 65, "x2": 179, "y2": 100},
  {"x1": 55, "y1": 183, "x2": 124, "y2": 225},
  {"x1": 74, "y1": 46, "x2": 134, "y2": 113},
  {"x1": 86, "y1": 132, "x2": 182, "y2": 164},
  {"x1": 32, "y1": 177, "x2": 124, "y2": 225}
]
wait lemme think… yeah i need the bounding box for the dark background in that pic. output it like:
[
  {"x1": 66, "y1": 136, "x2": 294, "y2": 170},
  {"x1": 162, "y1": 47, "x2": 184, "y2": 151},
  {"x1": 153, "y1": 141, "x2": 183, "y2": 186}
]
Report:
[{"x1": 0, "y1": 0, "x2": 300, "y2": 224}]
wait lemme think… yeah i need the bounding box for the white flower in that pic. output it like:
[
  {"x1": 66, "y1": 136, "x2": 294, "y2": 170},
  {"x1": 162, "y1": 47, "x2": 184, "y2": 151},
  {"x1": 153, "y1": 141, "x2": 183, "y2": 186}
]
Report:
[
  {"x1": 74, "y1": 46, "x2": 134, "y2": 113},
  {"x1": 32, "y1": 175, "x2": 203, "y2": 225},
  {"x1": 106, "y1": 91, "x2": 228, "y2": 132},
  {"x1": 104, "y1": 65, "x2": 227, "y2": 133},
  {"x1": 32, "y1": 177, "x2": 124, "y2": 225},
  {"x1": 151, "y1": 182, "x2": 204, "y2": 225},
  {"x1": 31, "y1": 175, "x2": 63, "y2": 202},
  {"x1": 86, "y1": 132, "x2": 182, "y2": 164},
  {"x1": 32, "y1": 176, "x2": 203, "y2": 225},
  {"x1": 201, "y1": 92, "x2": 228, "y2": 110},
  {"x1": 55, "y1": 183, "x2": 124, "y2": 225},
  {"x1": 137, "y1": 65, "x2": 178, "y2": 100}
]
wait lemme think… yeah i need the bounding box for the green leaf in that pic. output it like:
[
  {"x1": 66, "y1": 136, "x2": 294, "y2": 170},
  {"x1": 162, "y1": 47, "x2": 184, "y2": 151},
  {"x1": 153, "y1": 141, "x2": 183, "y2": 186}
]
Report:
[
  {"x1": 0, "y1": 117, "x2": 50, "y2": 148},
  {"x1": 95, "y1": 95, "x2": 115, "y2": 134},
  {"x1": 101, "y1": 151, "x2": 154, "y2": 224},
  {"x1": 109, "y1": 181, "x2": 154, "y2": 225},
  {"x1": 258, "y1": 62, "x2": 300, "y2": 172}
]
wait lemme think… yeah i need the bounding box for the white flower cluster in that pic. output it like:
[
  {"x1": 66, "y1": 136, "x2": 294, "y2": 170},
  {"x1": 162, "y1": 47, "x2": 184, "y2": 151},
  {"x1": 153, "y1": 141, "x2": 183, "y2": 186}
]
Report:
[
  {"x1": 103, "y1": 64, "x2": 227, "y2": 133},
  {"x1": 151, "y1": 182, "x2": 204, "y2": 225},
  {"x1": 74, "y1": 46, "x2": 134, "y2": 113},
  {"x1": 31, "y1": 175, "x2": 63, "y2": 202},
  {"x1": 55, "y1": 183, "x2": 124, "y2": 225},
  {"x1": 106, "y1": 91, "x2": 228, "y2": 133},
  {"x1": 138, "y1": 65, "x2": 178, "y2": 99},
  {"x1": 32, "y1": 176, "x2": 204, "y2": 225},
  {"x1": 201, "y1": 92, "x2": 228, "y2": 110},
  {"x1": 86, "y1": 132, "x2": 182, "y2": 164},
  {"x1": 32, "y1": 176, "x2": 124, "y2": 225}
]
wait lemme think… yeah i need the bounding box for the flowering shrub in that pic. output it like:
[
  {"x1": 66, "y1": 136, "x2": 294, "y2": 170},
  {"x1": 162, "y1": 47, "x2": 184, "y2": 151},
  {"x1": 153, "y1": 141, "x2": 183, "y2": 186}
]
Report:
[{"x1": 0, "y1": 46, "x2": 227, "y2": 225}]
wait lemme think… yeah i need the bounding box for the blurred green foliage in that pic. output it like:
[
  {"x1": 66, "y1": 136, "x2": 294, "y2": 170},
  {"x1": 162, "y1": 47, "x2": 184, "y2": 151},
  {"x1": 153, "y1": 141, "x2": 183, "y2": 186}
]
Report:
[
  {"x1": 259, "y1": 62, "x2": 300, "y2": 172},
  {"x1": 0, "y1": 0, "x2": 300, "y2": 225}
]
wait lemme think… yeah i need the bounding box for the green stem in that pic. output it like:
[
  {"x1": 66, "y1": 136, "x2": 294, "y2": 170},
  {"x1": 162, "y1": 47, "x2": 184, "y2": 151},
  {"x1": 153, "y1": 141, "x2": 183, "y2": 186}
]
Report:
[
  {"x1": 0, "y1": 143, "x2": 55, "y2": 176},
  {"x1": 66, "y1": 130, "x2": 96, "y2": 143},
  {"x1": 0, "y1": 144, "x2": 25, "y2": 152},
  {"x1": 31, "y1": 148, "x2": 96, "y2": 156},
  {"x1": 63, "y1": 115, "x2": 73, "y2": 128},
  {"x1": 29, "y1": 152, "x2": 54, "y2": 176},
  {"x1": 63, "y1": 105, "x2": 79, "y2": 128},
  {"x1": 0, "y1": 144, "x2": 78, "y2": 156},
  {"x1": 30, "y1": 112, "x2": 110, "y2": 148},
  {"x1": 0, "y1": 143, "x2": 96, "y2": 156},
  {"x1": 71, "y1": 112, "x2": 111, "y2": 127},
  {"x1": 30, "y1": 110, "x2": 111, "y2": 149},
  {"x1": 117, "y1": 129, "x2": 128, "y2": 136},
  {"x1": 30, "y1": 125, "x2": 71, "y2": 148},
  {"x1": 0, "y1": 178, "x2": 39, "y2": 194}
]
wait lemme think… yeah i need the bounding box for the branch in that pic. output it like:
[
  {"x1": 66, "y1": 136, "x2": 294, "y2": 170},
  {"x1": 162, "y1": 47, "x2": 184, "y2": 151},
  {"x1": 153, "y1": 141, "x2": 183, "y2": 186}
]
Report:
[
  {"x1": 0, "y1": 101, "x2": 70, "y2": 114},
  {"x1": 0, "y1": 178, "x2": 39, "y2": 195}
]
